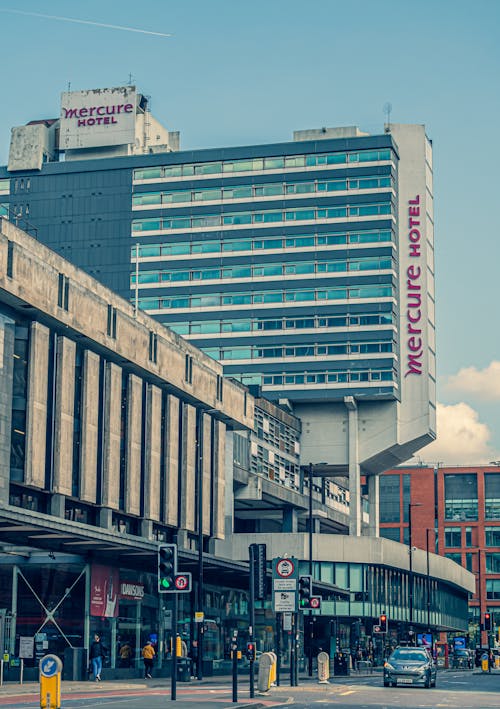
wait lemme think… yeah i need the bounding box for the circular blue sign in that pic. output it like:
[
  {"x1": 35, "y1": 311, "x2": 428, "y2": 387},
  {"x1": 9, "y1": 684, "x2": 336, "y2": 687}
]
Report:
[{"x1": 39, "y1": 654, "x2": 62, "y2": 678}]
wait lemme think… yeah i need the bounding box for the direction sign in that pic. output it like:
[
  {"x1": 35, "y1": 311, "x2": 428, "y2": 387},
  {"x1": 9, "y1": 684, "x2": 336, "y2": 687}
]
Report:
[{"x1": 39, "y1": 654, "x2": 62, "y2": 678}]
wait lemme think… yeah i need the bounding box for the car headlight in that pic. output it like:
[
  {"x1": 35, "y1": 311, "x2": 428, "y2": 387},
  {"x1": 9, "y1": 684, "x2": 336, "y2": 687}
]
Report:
[
  {"x1": 417, "y1": 665, "x2": 429, "y2": 671},
  {"x1": 384, "y1": 662, "x2": 394, "y2": 671}
]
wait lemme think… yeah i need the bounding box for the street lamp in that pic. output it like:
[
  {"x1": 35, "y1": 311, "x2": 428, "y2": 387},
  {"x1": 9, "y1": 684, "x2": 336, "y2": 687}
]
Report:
[{"x1": 408, "y1": 502, "x2": 422, "y2": 636}]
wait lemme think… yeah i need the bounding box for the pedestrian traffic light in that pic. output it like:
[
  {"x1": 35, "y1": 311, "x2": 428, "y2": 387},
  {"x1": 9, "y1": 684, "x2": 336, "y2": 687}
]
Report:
[
  {"x1": 379, "y1": 613, "x2": 387, "y2": 633},
  {"x1": 158, "y1": 543, "x2": 177, "y2": 592},
  {"x1": 484, "y1": 612, "x2": 492, "y2": 631},
  {"x1": 298, "y1": 575, "x2": 312, "y2": 608},
  {"x1": 245, "y1": 641, "x2": 256, "y2": 661}
]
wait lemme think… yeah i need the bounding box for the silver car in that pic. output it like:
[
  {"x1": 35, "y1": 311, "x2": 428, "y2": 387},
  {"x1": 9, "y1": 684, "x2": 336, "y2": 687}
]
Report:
[{"x1": 383, "y1": 646, "x2": 437, "y2": 688}]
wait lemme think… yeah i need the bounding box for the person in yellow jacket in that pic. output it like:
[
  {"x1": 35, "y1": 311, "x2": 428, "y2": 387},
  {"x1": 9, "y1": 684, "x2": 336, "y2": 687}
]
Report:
[{"x1": 142, "y1": 641, "x2": 155, "y2": 678}]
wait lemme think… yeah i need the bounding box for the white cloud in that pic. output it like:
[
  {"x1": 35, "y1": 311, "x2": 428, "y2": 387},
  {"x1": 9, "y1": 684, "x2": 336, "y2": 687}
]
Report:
[
  {"x1": 446, "y1": 361, "x2": 500, "y2": 401},
  {"x1": 416, "y1": 402, "x2": 498, "y2": 465}
]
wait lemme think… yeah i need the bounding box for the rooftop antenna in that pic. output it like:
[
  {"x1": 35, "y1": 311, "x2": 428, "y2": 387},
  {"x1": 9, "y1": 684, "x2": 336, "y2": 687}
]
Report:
[
  {"x1": 127, "y1": 73, "x2": 135, "y2": 86},
  {"x1": 383, "y1": 102, "x2": 392, "y2": 133},
  {"x1": 67, "y1": 81, "x2": 71, "y2": 92}
]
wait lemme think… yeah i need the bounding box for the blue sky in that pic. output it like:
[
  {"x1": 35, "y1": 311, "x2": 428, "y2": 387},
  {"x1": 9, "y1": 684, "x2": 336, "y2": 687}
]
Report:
[{"x1": 0, "y1": 0, "x2": 499, "y2": 464}]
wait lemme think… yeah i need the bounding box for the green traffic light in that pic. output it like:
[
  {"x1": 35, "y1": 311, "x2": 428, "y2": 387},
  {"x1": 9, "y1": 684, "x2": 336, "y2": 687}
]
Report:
[{"x1": 160, "y1": 578, "x2": 172, "y2": 589}]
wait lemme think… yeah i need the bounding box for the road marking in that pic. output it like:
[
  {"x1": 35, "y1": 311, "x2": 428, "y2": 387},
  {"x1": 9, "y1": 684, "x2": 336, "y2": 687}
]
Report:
[{"x1": 339, "y1": 689, "x2": 355, "y2": 695}]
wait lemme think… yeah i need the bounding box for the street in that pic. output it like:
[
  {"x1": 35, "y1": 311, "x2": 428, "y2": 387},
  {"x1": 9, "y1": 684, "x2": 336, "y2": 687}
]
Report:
[{"x1": 1, "y1": 669, "x2": 499, "y2": 709}]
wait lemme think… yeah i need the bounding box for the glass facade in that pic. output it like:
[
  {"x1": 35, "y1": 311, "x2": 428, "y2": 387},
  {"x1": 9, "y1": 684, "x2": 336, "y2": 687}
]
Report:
[{"x1": 444, "y1": 473, "x2": 478, "y2": 521}]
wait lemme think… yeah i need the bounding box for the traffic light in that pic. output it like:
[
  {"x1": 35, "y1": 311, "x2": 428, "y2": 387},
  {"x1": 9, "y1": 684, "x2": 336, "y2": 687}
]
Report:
[
  {"x1": 245, "y1": 641, "x2": 256, "y2": 661},
  {"x1": 158, "y1": 543, "x2": 177, "y2": 592},
  {"x1": 484, "y1": 612, "x2": 492, "y2": 631},
  {"x1": 298, "y1": 575, "x2": 312, "y2": 609},
  {"x1": 379, "y1": 613, "x2": 388, "y2": 633}
]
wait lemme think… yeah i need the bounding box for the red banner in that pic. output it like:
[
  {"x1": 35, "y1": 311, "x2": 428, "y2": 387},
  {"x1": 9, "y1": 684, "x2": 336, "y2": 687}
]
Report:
[{"x1": 90, "y1": 564, "x2": 119, "y2": 617}]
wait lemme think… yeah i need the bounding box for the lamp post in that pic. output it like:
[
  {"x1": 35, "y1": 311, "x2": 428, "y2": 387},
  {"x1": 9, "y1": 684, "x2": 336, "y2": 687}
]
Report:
[
  {"x1": 408, "y1": 503, "x2": 422, "y2": 639},
  {"x1": 425, "y1": 528, "x2": 433, "y2": 632}
]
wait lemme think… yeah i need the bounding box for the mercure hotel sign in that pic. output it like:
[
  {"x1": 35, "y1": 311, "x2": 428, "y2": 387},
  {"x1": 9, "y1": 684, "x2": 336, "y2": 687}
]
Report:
[
  {"x1": 59, "y1": 86, "x2": 136, "y2": 150},
  {"x1": 405, "y1": 195, "x2": 424, "y2": 377}
]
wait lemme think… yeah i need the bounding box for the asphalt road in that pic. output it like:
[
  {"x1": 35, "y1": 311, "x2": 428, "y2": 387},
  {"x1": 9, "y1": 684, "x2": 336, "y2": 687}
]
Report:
[{"x1": 1, "y1": 670, "x2": 499, "y2": 708}]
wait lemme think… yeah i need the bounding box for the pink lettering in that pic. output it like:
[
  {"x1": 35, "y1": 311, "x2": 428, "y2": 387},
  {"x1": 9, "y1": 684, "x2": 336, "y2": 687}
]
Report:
[
  {"x1": 63, "y1": 108, "x2": 78, "y2": 118},
  {"x1": 407, "y1": 265, "x2": 421, "y2": 279},
  {"x1": 409, "y1": 196, "x2": 420, "y2": 205},
  {"x1": 409, "y1": 229, "x2": 420, "y2": 241},
  {"x1": 79, "y1": 107, "x2": 88, "y2": 117},
  {"x1": 407, "y1": 323, "x2": 421, "y2": 335},
  {"x1": 405, "y1": 353, "x2": 423, "y2": 377},
  {"x1": 124, "y1": 103, "x2": 134, "y2": 113},
  {"x1": 97, "y1": 106, "x2": 105, "y2": 115},
  {"x1": 409, "y1": 243, "x2": 421, "y2": 257},
  {"x1": 408, "y1": 309, "x2": 421, "y2": 323},
  {"x1": 87, "y1": 118, "x2": 95, "y2": 126},
  {"x1": 103, "y1": 116, "x2": 110, "y2": 124},
  {"x1": 408, "y1": 337, "x2": 422, "y2": 352},
  {"x1": 409, "y1": 206, "x2": 420, "y2": 217}
]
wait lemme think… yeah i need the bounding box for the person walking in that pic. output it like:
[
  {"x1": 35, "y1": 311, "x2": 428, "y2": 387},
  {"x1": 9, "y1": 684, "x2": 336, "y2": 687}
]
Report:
[
  {"x1": 142, "y1": 640, "x2": 155, "y2": 678},
  {"x1": 89, "y1": 634, "x2": 106, "y2": 681}
]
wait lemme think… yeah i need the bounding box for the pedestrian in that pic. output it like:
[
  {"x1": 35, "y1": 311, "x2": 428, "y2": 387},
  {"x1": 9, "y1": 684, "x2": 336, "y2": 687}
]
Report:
[
  {"x1": 142, "y1": 640, "x2": 155, "y2": 678},
  {"x1": 190, "y1": 639, "x2": 199, "y2": 678},
  {"x1": 89, "y1": 633, "x2": 106, "y2": 681},
  {"x1": 118, "y1": 640, "x2": 132, "y2": 668}
]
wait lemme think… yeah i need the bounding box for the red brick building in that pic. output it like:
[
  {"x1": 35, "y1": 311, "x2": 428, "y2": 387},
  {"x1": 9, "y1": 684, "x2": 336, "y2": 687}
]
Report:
[{"x1": 380, "y1": 465, "x2": 500, "y2": 646}]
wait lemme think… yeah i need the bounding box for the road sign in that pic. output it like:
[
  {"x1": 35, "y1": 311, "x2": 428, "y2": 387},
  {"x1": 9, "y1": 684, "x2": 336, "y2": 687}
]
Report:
[
  {"x1": 174, "y1": 573, "x2": 192, "y2": 592},
  {"x1": 39, "y1": 654, "x2": 62, "y2": 678},
  {"x1": 275, "y1": 559, "x2": 295, "y2": 578},
  {"x1": 309, "y1": 597, "x2": 321, "y2": 609},
  {"x1": 373, "y1": 624, "x2": 381, "y2": 634},
  {"x1": 273, "y1": 591, "x2": 297, "y2": 612}
]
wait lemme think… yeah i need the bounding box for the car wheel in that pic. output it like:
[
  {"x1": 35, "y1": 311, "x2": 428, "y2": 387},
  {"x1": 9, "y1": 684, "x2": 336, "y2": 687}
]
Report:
[
  {"x1": 383, "y1": 680, "x2": 389, "y2": 687},
  {"x1": 424, "y1": 672, "x2": 431, "y2": 688},
  {"x1": 391, "y1": 682, "x2": 396, "y2": 687}
]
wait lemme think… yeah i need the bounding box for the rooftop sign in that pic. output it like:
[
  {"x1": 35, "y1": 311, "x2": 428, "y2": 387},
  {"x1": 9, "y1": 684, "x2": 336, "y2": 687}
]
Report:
[{"x1": 59, "y1": 86, "x2": 137, "y2": 150}]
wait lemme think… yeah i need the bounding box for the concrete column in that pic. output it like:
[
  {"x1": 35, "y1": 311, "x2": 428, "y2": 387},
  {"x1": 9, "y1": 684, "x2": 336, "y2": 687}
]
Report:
[
  {"x1": 345, "y1": 396, "x2": 361, "y2": 536},
  {"x1": 164, "y1": 395, "x2": 180, "y2": 527},
  {"x1": 50, "y1": 493, "x2": 65, "y2": 518},
  {"x1": 102, "y1": 362, "x2": 122, "y2": 510},
  {"x1": 144, "y1": 384, "x2": 162, "y2": 522},
  {"x1": 283, "y1": 507, "x2": 299, "y2": 532},
  {"x1": 180, "y1": 403, "x2": 196, "y2": 532},
  {"x1": 213, "y1": 420, "x2": 227, "y2": 539},
  {"x1": 125, "y1": 374, "x2": 142, "y2": 517},
  {"x1": 52, "y1": 336, "x2": 76, "y2": 495},
  {"x1": 80, "y1": 350, "x2": 100, "y2": 503},
  {"x1": 367, "y1": 474, "x2": 380, "y2": 537},
  {"x1": 202, "y1": 413, "x2": 212, "y2": 536},
  {"x1": 24, "y1": 321, "x2": 49, "y2": 489}
]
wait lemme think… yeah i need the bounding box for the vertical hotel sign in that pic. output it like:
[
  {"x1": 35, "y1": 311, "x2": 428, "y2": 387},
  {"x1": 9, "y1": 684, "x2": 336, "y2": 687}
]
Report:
[
  {"x1": 405, "y1": 195, "x2": 424, "y2": 377},
  {"x1": 60, "y1": 86, "x2": 137, "y2": 150}
]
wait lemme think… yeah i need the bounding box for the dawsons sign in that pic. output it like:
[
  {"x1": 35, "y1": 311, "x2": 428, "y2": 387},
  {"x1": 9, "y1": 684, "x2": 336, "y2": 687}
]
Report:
[{"x1": 59, "y1": 86, "x2": 137, "y2": 150}]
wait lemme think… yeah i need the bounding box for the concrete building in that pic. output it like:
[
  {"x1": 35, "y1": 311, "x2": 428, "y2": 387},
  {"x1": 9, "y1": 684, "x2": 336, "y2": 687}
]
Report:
[
  {"x1": 0, "y1": 219, "x2": 472, "y2": 677},
  {"x1": 0, "y1": 86, "x2": 437, "y2": 536}
]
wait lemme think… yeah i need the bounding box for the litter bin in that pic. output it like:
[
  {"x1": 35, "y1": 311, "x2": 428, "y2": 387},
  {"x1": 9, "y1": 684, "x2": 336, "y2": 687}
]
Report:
[{"x1": 177, "y1": 658, "x2": 191, "y2": 682}]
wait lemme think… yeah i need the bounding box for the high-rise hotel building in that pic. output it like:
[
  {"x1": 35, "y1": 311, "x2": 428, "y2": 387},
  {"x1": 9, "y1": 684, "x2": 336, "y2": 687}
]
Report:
[{"x1": 1, "y1": 87, "x2": 436, "y2": 533}]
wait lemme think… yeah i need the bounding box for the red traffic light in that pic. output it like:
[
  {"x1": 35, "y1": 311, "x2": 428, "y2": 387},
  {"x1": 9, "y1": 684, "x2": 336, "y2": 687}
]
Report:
[
  {"x1": 484, "y1": 613, "x2": 492, "y2": 631},
  {"x1": 379, "y1": 614, "x2": 387, "y2": 633}
]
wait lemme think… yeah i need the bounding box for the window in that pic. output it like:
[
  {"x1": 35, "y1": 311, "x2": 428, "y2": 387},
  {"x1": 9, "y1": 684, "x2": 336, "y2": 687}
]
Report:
[
  {"x1": 185, "y1": 354, "x2": 193, "y2": 384},
  {"x1": 216, "y1": 374, "x2": 223, "y2": 402},
  {"x1": 444, "y1": 473, "x2": 478, "y2": 520},
  {"x1": 57, "y1": 273, "x2": 70, "y2": 311},
  {"x1": 465, "y1": 527, "x2": 473, "y2": 547},
  {"x1": 380, "y1": 527, "x2": 401, "y2": 542},
  {"x1": 445, "y1": 553, "x2": 462, "y2": 565},
  {"x1": 149, "y1": 332, "x2": 158, "y2": 363},
  {"x1": 485, "y1": 473, "x2": 500, "y2": 519},
  {"x1": 7, "y1": 241, "x2": 13, "y2": 278},
  {"x1": 107, "y1": 305, "x2": 117, "y2": 339},
  {"x1": 379, "y1": 475, "x2": 400, "y2": 523},
  {"x1": 444, "y1": 527, "x2": 461, "y2": 547},
  {"x1": 485, "y1": 526, "x2": 500, "y2": 547},
  {"x1": 485, "y1": 553, "x2": 500, "y2": 573},
  {"x1": 486, "y1": 579, "x2": 500, "y2": 600}
]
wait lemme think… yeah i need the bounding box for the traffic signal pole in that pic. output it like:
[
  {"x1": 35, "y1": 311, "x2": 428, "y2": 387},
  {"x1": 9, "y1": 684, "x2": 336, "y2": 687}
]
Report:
[
  {"x1": 171, "y1": 591, "x2": 178, "y2": 701},
  {"x1": 249, "y1": 544, "x2": 255, "y2": 698}
]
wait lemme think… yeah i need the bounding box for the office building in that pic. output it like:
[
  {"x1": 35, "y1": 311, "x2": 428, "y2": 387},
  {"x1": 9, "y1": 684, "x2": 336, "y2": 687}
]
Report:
[
  {"x1": 0, "y1": 86, "x2": 436, "y2": 535},
  {"x1": 380, "y1": 464, "x2": 500, "y2": 647}
]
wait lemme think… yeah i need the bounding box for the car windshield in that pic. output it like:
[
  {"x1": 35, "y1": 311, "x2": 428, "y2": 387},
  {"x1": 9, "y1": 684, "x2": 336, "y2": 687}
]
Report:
[{"x1": 390, "y1": 650, "x2": 428, "y2": 662}]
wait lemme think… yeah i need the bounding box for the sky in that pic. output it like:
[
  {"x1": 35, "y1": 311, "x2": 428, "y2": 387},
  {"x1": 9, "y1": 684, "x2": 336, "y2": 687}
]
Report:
[{"x1": 0, "y1": 0, "x2": 499, "y2": 466}]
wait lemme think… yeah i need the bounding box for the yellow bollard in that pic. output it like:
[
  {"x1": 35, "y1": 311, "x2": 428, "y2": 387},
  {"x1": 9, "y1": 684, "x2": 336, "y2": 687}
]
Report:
[
  {"x1": 268, "y1": 652, "x2": 277, "y2": 685},
  {"x1": 39, "y1": 655, "x2": 62, "y2": 709},
  {"x1": 481, "y1": 653, "x2": 489, "y2": 673}
]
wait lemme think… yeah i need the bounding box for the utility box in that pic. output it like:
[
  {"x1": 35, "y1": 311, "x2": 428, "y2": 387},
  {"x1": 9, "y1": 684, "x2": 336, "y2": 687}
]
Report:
[{"x1": 63, "y1": 647, "x2": 87, "y2": 681}]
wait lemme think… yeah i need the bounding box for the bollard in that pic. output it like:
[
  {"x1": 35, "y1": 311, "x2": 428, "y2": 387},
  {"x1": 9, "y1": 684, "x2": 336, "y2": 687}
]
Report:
[
  {"x1": 39, "y1": 654, "x2": 62, "y2": 709},
  {"x1": 0, "y1": 659, "x2": 3, "y2": 686},
  {"x1": 481, "y1": 653, "x2": 489, "y2": 673},
  {"x1": 257, "y1": 652, "x2": 273, "y2": 693},
  {"x1": 268, "y1": 652, "x2": 277, "y2": 686},
  {"x1": 317, "y1": 651, "x2": 330, "y2": 684},
  {"x1": 20, "y1": 659, "x2": 24, "y2": 685}
]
